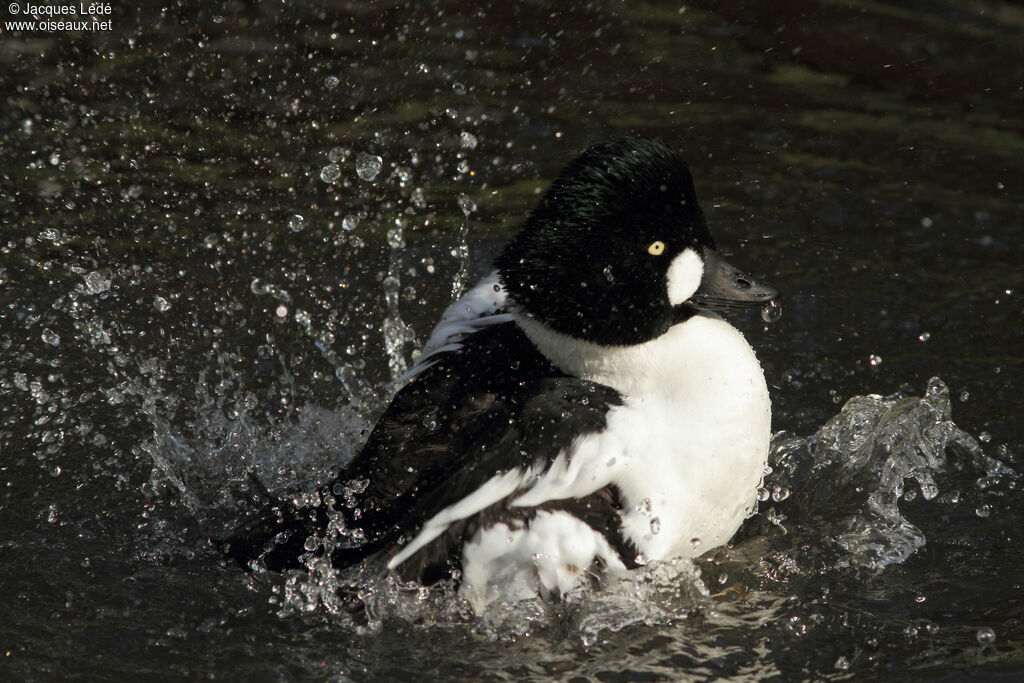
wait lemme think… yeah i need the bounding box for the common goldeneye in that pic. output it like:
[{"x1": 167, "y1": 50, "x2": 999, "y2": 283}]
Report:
[{"x1": 225, "y1": 137, "x2": 778, "y2": 611}]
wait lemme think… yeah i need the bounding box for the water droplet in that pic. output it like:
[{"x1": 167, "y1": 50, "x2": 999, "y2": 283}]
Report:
[
  {"x1": 921, "y1": 216, "x2": 934, "y2": 228},
  {"x1": 40, "y1": 228, "x2": 66, "y2": 244},
  {"x1": 355, "y1": 152, "x2": 383, "y2": 181},
  {"x1": 452, "y1": 82, "x2": 467, "y2": 95},
  {"x1": 83, "y1": 271, "x2": 111, "y2": 294},
  {"x1": 324, "y1": 75, "x2": 339, "y2": 89},
  {"x1": 342, "y1": 214, "x2": 359, "y2": 231},
  {"x1": 978, "y1": 432, "x2": 992, "y2": 443},
  {"x1": 757, "y1": 487, "x2": 771, "y2": 502},
  {"x1": 603, "y1": 265, "x2": 615, "y2": 283},
  {"x1": 459, "y1": 131, "x2": 478, "y2": 149},
  {"x1": 761, "y1": 299, "x2": 782, "y2": 323},
  {"x1": 386, "y1": 227, "x2": 405, "y2": 249},
  {"x1": 288, "y1": 214, "x2": 305, "y2": 232},
  {"x1": 959, "y1": 391, "x2": 970, "y2": 401},
  {"x1": 634, "y1": 553, "x2": 648, "y2": 566},
  {"x1": 918, "y1": 331, "x2": 931, "y2": 342},
  {"x1": 328, "y1": 146, "x2": 350, "y2": 163},
  {"x1": 153, "y1": 296, "x2": 171, "y2": 312},
  {"x1": 869, "y1": 354, "x2": 883, "y2": 366},
  {"x1": 457, "y1": 192, "x2": 477, "y2": 216},
  {"x1": 320, "y1": 163, "x2": 340, "y2": 183},
  {"x1": 975, "y1": 504, "x2": 992, "y2": 518},
  {"x1": 275, "y1": 305, "x2": 288, "y2": 319},
  {"x1": 411, "y1": 187, "x2": 426, "y2": 209},
  {"x1": 41, "y1": 329, "x2": 60, "y2": 346},
  {"x1": 635, "y1": 498, "x2": 652, "y2": 516},
  {"x1": 772, "y1": 486, "x2": 790, "y2": 502},
  {"x1": 834, "y1": 656, "x2": 850, "y2": 671},
  {"x1": 649, "y1": 517, "x2": 661, "y2": 535},
  {"x1": 690, "y1": 537, "x2": 702, "y2": 550},
  {"x1": 976, "y1": 627, "x2": 996, "y2": 645}
]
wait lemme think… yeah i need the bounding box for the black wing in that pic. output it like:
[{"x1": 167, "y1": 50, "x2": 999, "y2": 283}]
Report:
[{"x1": 223, "y1": 321, "x2": 622, "y2": 573}]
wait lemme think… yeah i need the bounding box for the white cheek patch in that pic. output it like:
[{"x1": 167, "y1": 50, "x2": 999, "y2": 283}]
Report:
[{"x1": 665, "y1": 248, "x2": 704, "y2": 305}]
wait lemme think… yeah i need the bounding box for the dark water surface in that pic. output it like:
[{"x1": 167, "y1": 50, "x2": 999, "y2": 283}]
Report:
[{"x1": 2, "y1": 1, "x2": 1022, "y2": 680}]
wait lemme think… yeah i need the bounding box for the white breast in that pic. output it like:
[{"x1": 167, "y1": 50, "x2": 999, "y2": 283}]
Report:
[{"x1": 516, "y1": 312, "x2": 772, "y2": 562}]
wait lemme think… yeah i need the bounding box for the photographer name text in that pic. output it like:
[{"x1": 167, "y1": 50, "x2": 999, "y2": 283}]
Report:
[{"x1": 10, "y1": 3, "x2": 111, "y2": 16}]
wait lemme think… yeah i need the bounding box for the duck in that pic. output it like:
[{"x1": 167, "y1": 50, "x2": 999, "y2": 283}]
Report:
[{"x1": 224, "y1": 137, "x2": 778, "y2": 612}]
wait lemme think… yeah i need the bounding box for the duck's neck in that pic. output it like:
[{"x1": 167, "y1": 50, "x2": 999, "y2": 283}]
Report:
[{"x1": 516, "y1": 311, "x2": 764, "y2": 399}]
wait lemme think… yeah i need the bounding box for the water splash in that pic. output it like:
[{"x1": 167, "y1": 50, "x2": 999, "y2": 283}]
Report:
[
  {"x1": 263, "y1": 379, "x2": 1015, "y2": 639},
  {"x1": 748, "y1": 378, "x2": 1015, "y2": 573},
  {"x1": 381, "y1": 219, "x2": 417, "y2": 381},
  {"x1": 449, "y1": 193, "x2": 477, "y2": 300}
]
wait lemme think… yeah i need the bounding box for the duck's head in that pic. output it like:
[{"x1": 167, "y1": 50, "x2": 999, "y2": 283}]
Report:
[{"x1": 496, "y1": 137, "x2": 777, "y2": 346}]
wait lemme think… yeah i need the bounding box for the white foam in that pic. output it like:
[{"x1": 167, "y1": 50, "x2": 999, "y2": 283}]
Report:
[{"x1": 459, "y1": 510, "x2": 628, "y2": 614}]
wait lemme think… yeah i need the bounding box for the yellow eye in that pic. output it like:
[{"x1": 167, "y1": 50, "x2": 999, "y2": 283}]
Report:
[{"x1": 647, "y1": 240, "x2": 666, "y2": 256}]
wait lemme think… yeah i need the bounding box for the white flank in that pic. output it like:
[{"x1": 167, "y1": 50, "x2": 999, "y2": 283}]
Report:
[
  {"x1": 387, "y1": 466, "x2": 534, "y2": 570},
  {"x1": 511, "y1": 431, "x2": 624, "y2": 508}
]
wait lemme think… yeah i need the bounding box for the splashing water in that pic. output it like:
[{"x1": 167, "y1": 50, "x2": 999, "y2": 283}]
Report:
[
  {"x1": 745, "y1": 378, "x2": 1014, "y2": 574},
  {"x1": 381, "y1": 219, "x2": 417, "y2": 381},
  {"x1": 33, "y1": 216, "x2": 1009, "y2": 647},
  {"x1": 449, "y1": 195, "x2": 477, "y2": 301},
  {"x1": 31, "y1": 131, "x2": 1004, "y2": 643},
  {"x1": 218, "y1": 365, "x2": 1013, "y2": 640}
]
